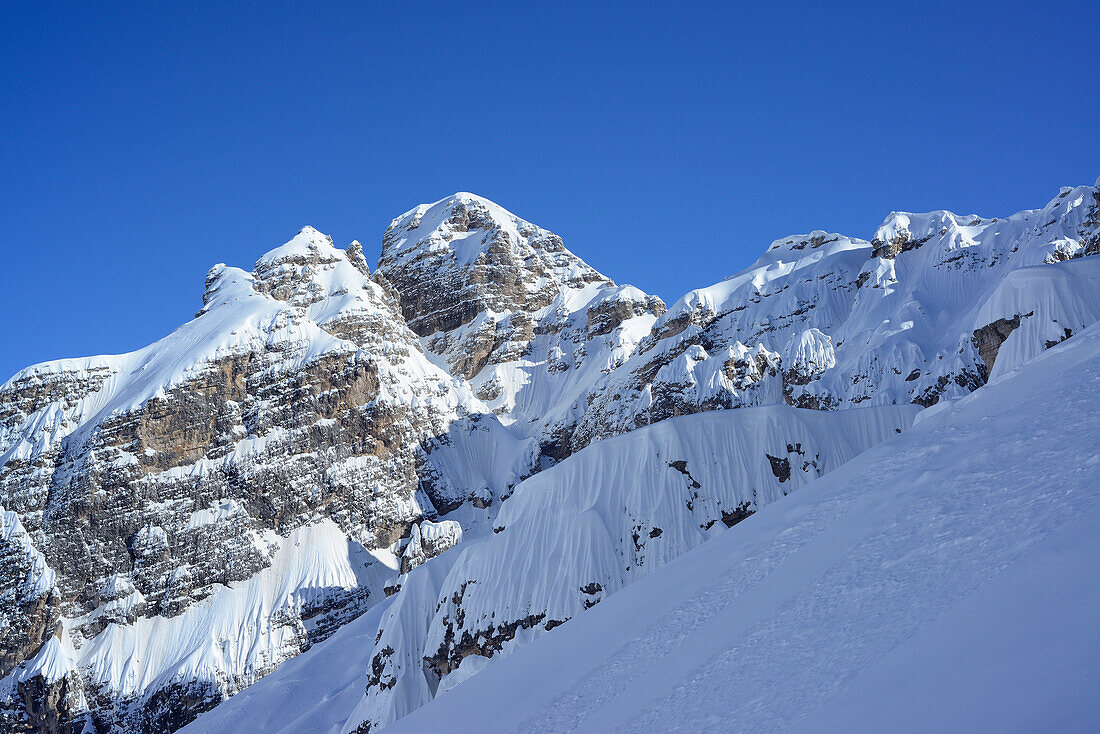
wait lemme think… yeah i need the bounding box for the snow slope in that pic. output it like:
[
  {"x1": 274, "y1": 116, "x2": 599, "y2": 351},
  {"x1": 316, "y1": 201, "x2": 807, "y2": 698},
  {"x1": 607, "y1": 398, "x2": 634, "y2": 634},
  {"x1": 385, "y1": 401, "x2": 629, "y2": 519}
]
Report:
[
  {"x1": 381, "y1": 321, "x2": 1100, "y2": 734},
  {"x1": 178, "y1": 595, "x2": 395, "y2": 734},
  {"x1": 341, "y1": 402, "x2": 916, "y2": 733},
  {"x1": 184, "y1": 401, "x2": 916, "y2": 733}
]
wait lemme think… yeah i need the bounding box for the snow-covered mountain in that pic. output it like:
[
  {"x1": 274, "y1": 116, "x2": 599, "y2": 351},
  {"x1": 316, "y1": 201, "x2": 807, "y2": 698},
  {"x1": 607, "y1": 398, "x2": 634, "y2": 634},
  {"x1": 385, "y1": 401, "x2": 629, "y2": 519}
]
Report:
[
  {"x1": 188, "y1": 291, "x2": 1100, "y2": 734},
  {"x1": 0, "y1": 228, "x2": 493, "y2": 731},
  {"x1": 337, "y1": 403, "x2": 916, "y2": 732},
  {"x1": 577, "y1": 183, "x2": 1100, "y2": 445},
  {"x1": 377, "y1": 193, "x2": 665, "y2": 459},
  {"x1": 2, "y1": 180, "x2": 1099, "y2": 733},
  {"x1": 378, "y1": 309, "x2": 1100, "y2": 734}
]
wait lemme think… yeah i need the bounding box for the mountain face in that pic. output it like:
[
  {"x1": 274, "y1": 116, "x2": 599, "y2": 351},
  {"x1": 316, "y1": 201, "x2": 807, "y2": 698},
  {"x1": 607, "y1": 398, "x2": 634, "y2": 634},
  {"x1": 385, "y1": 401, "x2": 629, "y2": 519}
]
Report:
[
  {"x1": 340, "y1": 403, "x2": 917, "y2": 732},
  {"x1": 375, "y1": 313, "x2": 1100, "y2": 734},
  {"x1": 377, "y1": 193, "x2": 665, "y2": 459},
  {"x1": 1, "y1": 181, "x2": 1098, "y2": 733},
  {"x1": 0, "y1": 228, "x2": 487, "y2": 732},
  {"x1": 576, "y1": 185, "x2": 1100, "y2": 446}
]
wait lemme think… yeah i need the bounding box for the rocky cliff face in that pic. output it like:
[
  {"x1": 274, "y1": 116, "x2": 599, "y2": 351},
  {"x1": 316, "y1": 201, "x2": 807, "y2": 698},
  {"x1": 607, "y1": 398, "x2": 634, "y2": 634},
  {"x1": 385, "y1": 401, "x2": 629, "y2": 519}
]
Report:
[
  {"x1": 2, "y1": 180, "x2": 1099, "y2": 733},
  {"x1": 377, "y1": 193, "x2": 666, "y2": 460},
  {"x1": 0, "y1": 227, "x2": 491, "y2": 732},
  {"x1": 574, "y1": 182, "x2": 1100, "y2": 447}
]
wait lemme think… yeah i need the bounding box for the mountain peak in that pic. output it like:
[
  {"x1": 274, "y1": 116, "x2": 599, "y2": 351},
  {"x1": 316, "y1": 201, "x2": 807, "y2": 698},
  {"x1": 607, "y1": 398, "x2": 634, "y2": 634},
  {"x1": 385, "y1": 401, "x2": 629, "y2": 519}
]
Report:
[
  {"x1": 255, "y1": 226, "x2": 340, "y2": 267},
  {"x1": 384, "y1": 192, "x2": 560, "y2": 268},
  {"x1": 6, "y1": 181, "x2": 1100, "y2": 734},
  {"x1": 390, "y1": 191, "x2": 503, "y2": 229},
  {"x1": 378, "y1": 193, "x2": 607, "y2": 336}
]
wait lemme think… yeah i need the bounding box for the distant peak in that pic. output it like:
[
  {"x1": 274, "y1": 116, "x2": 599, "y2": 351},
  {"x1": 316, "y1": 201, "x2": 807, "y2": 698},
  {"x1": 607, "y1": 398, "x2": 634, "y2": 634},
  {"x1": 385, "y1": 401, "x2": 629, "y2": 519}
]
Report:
[{"x1": 766, "y1": 231, "x2": 859, "y2": 254}]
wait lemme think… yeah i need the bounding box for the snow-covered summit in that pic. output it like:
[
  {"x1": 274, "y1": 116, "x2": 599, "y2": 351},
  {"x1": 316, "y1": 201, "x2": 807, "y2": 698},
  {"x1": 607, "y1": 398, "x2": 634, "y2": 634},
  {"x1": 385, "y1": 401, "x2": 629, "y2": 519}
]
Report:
[
  {"x1": 378, "y1": 192, "x2": 665, "y2": 454},
  {"x1": 378, "y1": 192, "x2": 611, "y2": 335},
  {"x1": 384, "y1": 192, "x2": 581, "y2": 270},
  {"x1": 254, "y1": 224, "x2": 334, "y2": 263}
]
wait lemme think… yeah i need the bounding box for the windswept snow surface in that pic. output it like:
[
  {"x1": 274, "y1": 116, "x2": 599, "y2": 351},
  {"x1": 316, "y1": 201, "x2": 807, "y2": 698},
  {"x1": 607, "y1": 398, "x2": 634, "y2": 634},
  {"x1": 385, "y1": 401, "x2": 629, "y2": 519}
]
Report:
[
  {"x1": 178, "y1": 596, "x2": 394, "y2": 734},
  {"x1": 382, "y1": 323, "x2": 1100, "y2": 734},
  {"x1": 340, "y1": 405, "x2": 915, "y2": 732}
]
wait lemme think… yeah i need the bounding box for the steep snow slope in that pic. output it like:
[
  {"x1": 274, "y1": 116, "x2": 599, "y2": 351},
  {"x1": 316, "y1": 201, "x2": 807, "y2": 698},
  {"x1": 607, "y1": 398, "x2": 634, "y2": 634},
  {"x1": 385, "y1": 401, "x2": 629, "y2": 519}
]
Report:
[
  {"x1": 383, "y1": 321, "x2": 1100, "y2": 734},
  {"x1": 178, "y1": 594, "x2": 395, "y2": 734},
  {"x1": 342, "y1": 405, "x2": 916, "y2": 734},
  {"x1": 185, "y1": 401, "x2": 915, "y2": 733}
]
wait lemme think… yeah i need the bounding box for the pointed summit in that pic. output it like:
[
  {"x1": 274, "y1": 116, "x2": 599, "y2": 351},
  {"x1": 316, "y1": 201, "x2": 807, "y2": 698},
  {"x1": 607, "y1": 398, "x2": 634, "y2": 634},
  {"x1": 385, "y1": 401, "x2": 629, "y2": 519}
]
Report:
[
  {"x1": 250, "y1": 226, "x2": 368, "y2": 308},
  {"x1": 378, "y1": 193, "x2": 608, "y2": 336},
  {"x1": 375, "y1": 193, "x2": 664, "y2": 449}
]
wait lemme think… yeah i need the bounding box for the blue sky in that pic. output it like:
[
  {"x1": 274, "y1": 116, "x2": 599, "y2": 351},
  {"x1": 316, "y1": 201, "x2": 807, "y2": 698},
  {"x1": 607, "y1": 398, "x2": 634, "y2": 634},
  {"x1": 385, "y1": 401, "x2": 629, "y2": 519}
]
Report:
[{"x1": 2, "y1": 1, "x2": 1097, "y2": 381}]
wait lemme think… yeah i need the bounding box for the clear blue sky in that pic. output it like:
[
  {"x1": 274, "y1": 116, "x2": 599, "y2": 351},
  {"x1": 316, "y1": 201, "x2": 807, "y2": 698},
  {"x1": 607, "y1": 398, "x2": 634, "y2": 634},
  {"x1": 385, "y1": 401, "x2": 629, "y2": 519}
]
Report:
[{"x1": 2, "y1": 1, "x2": 1097, "y2": 381}]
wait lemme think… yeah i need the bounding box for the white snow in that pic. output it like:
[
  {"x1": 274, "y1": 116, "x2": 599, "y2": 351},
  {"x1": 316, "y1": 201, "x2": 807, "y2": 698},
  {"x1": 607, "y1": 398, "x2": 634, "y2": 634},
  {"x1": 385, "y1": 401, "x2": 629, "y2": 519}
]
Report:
[
  {"x1": 0, "y1": 225, "x2": 478, "y2": 472},
  {"x1": 179, "y1": 596, "x2": 395, "y2": 734},
  {"x1": 0, "y1": 507, "x2": 57, "y2": 600},
  {"x1": 181, "y1": 401, "x2": 915, "y2": 734},
  {"x1": 9, "y1": 519, "x2": 390, "y2": 708},
  {"x1": 381, "y1": 321, "x2": 1100, "y2": 734},
  {"x1": 339, "y1": 400, "x2": 916, "y2": 732},
  {"x1": 187, "y1": 499, "x2": 246, "y2": 530}
]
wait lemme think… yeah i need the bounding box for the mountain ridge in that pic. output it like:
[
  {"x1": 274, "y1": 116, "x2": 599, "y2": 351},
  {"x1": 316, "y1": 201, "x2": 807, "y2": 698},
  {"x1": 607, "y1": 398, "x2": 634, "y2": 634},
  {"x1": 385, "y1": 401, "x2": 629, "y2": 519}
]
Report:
[{"x1": 1, "y1": 179, "x2": 1098, "y2": 732}]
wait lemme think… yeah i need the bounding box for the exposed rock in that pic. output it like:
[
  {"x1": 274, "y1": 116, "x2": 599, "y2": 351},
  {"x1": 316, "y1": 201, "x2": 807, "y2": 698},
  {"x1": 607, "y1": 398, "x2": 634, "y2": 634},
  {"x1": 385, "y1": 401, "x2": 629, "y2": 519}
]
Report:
[
  {"x1": 425, "y1": 611, "x2": 547, "y2": 679},
  {"x1": 972, "y1": 312, "x2": 1031, "y2": 377},
  {"x1": 765, "y1": 454, "x2": 791, "y2": 482},
  {"x1": 379, "y1": 194, "x2": 607, "y2": 337},
  {"x1": 0, "y1": 226, "x2": 487, "y2": 731},
  {"x1": 0, "y1": 510, "x2": 59, "y2": 678},
  {"x1": 400, "y1": 520, "x2": 462, "y2": 574},
  {"x1": 377, "y1": 193, "x2": 664, "y2": 459}
]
